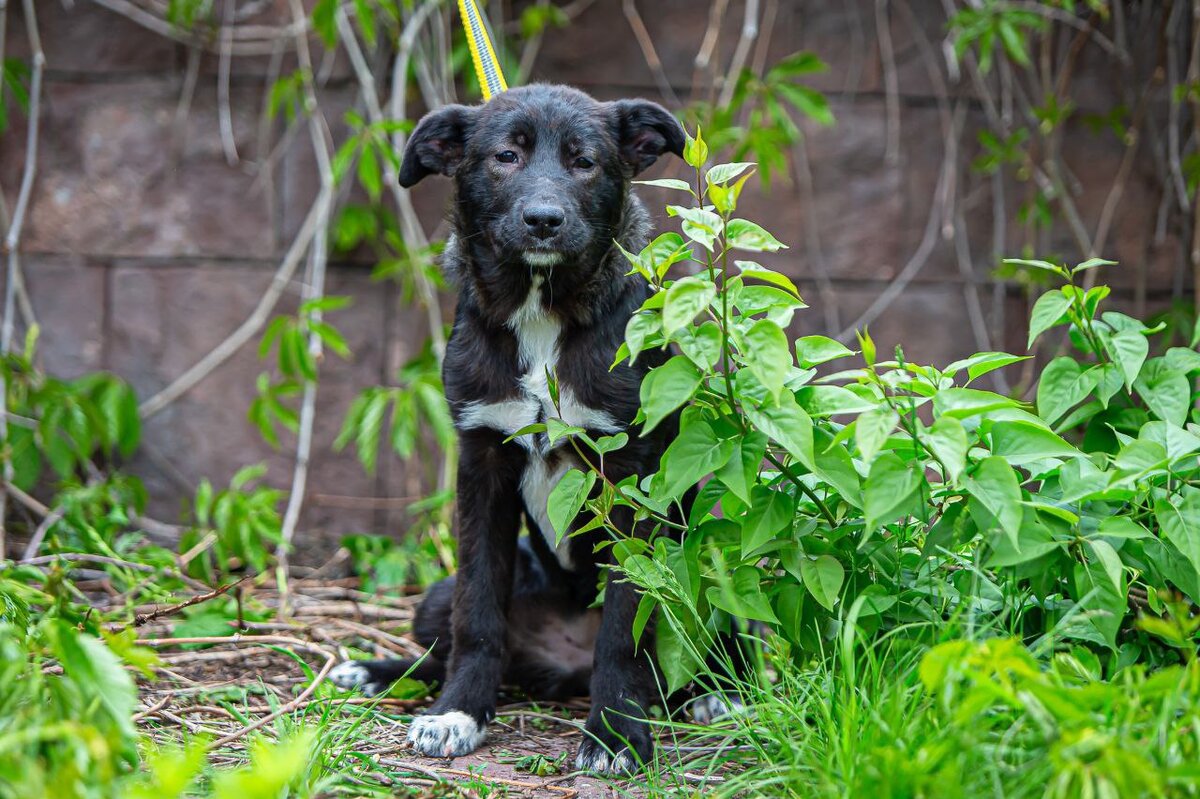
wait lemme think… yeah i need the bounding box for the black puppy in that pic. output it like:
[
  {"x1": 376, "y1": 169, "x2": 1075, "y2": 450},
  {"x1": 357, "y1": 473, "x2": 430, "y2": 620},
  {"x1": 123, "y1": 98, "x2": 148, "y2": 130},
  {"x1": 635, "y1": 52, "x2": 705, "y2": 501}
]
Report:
[{"x1": 330, "y1": 85, "x2": 726, "y2": 774}]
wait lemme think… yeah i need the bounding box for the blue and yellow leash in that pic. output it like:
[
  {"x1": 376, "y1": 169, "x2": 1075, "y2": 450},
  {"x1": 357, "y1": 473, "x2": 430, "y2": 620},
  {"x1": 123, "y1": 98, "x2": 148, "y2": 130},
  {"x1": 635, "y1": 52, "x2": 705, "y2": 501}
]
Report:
[{"x1": 457, "y1": 0, "x2": 508, "y2": 100}]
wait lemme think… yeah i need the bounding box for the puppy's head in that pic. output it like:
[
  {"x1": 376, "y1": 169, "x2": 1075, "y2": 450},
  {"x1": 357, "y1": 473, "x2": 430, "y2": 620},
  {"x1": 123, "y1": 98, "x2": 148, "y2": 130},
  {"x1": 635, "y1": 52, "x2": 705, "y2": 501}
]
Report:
[{"x1": 399, "y1": 85, "x2": 684, "y2": 273}]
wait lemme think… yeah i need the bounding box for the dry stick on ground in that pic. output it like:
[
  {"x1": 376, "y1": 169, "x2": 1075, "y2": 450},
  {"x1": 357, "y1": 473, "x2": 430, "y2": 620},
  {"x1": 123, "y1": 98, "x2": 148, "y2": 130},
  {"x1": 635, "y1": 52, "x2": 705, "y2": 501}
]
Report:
[
  {"x1": 138, "y1": 634, "x2": 338, "y2": 749},
  {"x1": 117, "y1": 575, "x2": 253, "y2": 632},
  {"x1": 0, "y1": 0, "x2": 43, "y2": 562},
  {"x1": 276, "y1": 0, "x2": 336, "y2": 615}
]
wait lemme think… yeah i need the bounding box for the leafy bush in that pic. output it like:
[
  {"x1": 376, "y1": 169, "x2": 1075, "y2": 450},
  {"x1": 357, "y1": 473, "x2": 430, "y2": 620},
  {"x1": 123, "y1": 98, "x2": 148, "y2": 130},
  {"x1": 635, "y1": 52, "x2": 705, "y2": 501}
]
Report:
[{"x1": 548, "y1": 129, "x2": 1200, "y2": 695}]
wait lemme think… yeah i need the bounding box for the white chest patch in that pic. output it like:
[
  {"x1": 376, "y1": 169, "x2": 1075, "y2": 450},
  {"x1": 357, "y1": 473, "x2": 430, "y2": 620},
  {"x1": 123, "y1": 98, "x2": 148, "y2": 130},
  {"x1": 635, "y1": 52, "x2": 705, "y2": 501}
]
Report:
[{"x1": 455, "y1": 277, "x2": 622, "y2": 570}]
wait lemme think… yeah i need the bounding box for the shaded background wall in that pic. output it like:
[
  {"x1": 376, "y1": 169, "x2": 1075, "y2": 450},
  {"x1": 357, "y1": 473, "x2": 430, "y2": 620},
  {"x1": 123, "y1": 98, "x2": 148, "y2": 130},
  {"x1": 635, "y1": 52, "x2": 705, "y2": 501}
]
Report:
[{"x1": 1, "y1": 0, "x2": 1194, "y2": 555}]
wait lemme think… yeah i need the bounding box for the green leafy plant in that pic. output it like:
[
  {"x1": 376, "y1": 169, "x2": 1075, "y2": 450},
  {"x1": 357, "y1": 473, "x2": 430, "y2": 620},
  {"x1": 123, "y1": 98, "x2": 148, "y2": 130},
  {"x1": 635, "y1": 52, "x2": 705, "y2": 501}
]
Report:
[{"x1": 547, "y1": 128, "x2": 1200, "y2": 702}]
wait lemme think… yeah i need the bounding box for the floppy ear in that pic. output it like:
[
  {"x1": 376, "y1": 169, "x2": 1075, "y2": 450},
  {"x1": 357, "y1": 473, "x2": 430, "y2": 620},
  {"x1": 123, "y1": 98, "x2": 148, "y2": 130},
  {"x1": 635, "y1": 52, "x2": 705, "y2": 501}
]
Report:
[
  {"x1": 398, "y1": 104, "x2": 478, "y2": 187},
  {"x1": 610, "y1": 99, "x2": 686, "y2": 175}
]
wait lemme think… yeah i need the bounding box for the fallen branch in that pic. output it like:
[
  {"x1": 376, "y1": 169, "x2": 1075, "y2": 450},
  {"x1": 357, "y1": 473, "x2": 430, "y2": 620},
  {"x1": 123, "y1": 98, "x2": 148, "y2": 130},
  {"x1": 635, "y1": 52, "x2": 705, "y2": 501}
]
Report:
[{"x1": 116, "y1": 574, "x2": 253, "y2": 632}]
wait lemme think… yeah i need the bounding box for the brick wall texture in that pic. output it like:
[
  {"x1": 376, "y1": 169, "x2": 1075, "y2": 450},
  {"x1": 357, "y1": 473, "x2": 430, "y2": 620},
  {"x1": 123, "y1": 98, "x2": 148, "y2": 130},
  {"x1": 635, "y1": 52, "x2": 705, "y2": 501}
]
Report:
[{"x1": 1, "y1": 1, "x2": 1194, "y2": 555}]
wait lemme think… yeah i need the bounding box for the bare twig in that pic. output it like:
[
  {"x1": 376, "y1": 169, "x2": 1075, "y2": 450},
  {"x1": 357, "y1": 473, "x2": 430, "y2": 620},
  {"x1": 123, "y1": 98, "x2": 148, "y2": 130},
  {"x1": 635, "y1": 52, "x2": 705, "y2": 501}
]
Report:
[
  {"x1": 1, "y1": 0, "x2": 45, "y2": 562},
  {"x1": 137, "y1": 634, "x2": 338, "y2": 750},
  {"x1": 88, "y1": 0, "x2": 301, "y2": 56},
  {"x1": 836, "y1": 106, "x2": 964, "y2": 342},
  {"x1": 137, "y1": 187, "x2": 331, "y2": 418},
  {"x1": 277, "y1": 0, "x2": 336, "y2": 610},
  {"x1": 876, "y1": 0, "x2": 901, "y2": 164},
  {"x1": 217, "y1": 0, "x2": 240, "y2": 166},
  {"x1": 718, "y1": 0, "x2": 759, "y2": 109},
  {"x1": 117, "y1": 575, "x2": 252, "y2": 632},
  {"x1": 622, "y1": 0, "x2": 681, "y2": 108},
  {"x1": 517, "y1": 0, "x2": 550, "y2": 83}
]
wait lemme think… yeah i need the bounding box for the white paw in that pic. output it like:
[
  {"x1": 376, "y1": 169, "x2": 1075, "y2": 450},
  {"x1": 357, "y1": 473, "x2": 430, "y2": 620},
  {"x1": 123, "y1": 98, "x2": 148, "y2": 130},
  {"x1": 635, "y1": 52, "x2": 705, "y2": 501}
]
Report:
[
  {"x1": 689, "y1": 694, "x2": 745, "y2": 725},
  {"x1": 329, "y1": 662, "x2": 387, "y2": 697},
  {"x1": 574, "y1": 744, "x2": 636, "y2": 775},
  {"x1": 407, "y1": 711, "x2": 486, "y2": 757}
]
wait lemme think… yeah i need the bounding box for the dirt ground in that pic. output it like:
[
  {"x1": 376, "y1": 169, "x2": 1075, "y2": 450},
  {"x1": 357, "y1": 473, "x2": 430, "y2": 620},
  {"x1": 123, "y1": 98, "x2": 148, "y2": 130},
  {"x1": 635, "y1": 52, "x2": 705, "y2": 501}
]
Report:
[{"x1": 130, "y1": 578, "x2": 714, "y2": 798}]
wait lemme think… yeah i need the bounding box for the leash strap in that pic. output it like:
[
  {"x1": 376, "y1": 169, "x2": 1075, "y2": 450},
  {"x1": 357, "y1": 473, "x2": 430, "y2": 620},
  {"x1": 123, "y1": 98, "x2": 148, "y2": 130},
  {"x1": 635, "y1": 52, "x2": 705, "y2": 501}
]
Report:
[{"x1": 458, "y1": 0, "x2": 508, "y2": 100}]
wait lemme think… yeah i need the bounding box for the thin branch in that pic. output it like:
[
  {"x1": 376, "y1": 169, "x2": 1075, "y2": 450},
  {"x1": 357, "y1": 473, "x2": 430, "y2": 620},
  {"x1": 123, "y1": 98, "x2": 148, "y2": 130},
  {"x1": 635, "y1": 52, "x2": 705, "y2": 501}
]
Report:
[
  {"x1": 277, "y1": 0, "x2": 336, "y2": 608},
  {"x1": 622, "y1": 0, "x2": 681, "y2": 108},
  {"x1": 1, "y1": 0, "x2": 44, "y2": 562},
  {"x1": 116, "y1": 574, "x2": 252, "y2": 632},
  {"x1": 836, "y1": 105, "x2": 964, "y2": 343},
  {"x1": 516, "y1": 0, "x2": 550, "y2": 83},
  {"x1": 217, "y1": 0, "x2": 240, "y2": 166},
  {"x1": 137, "y1": 187, "x2": 331, "y2": 418},
  {"x1": 88, "y1": 0, "x2": 301, "y2": 56},
  {"x1": 718, "y1": 0, "x2": 759, "y2": 109},
  {"x1": 876, "y1": 0, "x2": 901, "y2": 165}
]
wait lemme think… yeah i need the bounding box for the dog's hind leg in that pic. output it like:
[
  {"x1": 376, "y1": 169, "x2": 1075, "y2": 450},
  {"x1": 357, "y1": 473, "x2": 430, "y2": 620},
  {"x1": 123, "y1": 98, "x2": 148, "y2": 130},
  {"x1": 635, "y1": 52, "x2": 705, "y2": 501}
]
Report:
[{"x1": 328, "y1": 577, "x2": 455, "y2": 696}]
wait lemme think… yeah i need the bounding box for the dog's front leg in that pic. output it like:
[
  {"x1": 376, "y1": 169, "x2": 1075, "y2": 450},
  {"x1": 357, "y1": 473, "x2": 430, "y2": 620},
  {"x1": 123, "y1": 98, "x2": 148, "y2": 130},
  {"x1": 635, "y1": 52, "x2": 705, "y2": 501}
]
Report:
[
  {"x1": 406, "y1": 431, "x2": 523, "y2": 758},
  {"x1": 576, "y1": 563, "x2": 657, "y2": 774}
]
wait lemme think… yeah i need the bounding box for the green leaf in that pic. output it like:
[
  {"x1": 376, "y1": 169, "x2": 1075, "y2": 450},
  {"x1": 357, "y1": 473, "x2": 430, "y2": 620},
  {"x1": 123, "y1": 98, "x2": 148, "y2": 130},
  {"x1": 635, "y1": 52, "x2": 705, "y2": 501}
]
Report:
[
  {"x1": 357, "y1": 143, "x2": 382, "y2": 201},
  {"x1": 1101, "y1": 328, "x2": 1148, "y2": 392},
  {"x1": 800, "y1": 555, "x2": 844, "y2": 611},
  {"x1": 967, "y1": 456, "x2": 1023, "y2": 544},
  {"x1": 796, "y1": 335, "x2": 854, "y2": 367},
  {"x1": 1027, "y1": 289, "x2": 1072, "y2": 349},
  {"x1": 934, "y1": 387, "x2": 1021, "y2": 420},
  {"x1": 990, "y1": 420, "x2": 1082, "y2": 464},
  {"x1": 741, "y1": 485, "x2": 797, "y2": 557},
  {"x1": 668, "y1": 205, "x2": 723, "y2": 251},
  {"x1": 1037, "y1": 357, "x2": 1098, "y2": 426},
  {"x1": 736, "y1": 260, "x2": 801, "y2": 298},
  {"x1": 863, "y1": 452, "x2": 923, "y2": 534},
  {"x1": 706, "y1": 162, "x2": 755, "y2": 185},
  {"x1": 726, "y1": 218, "x2": 788, "y2": 252},
  {"x1": 639, "y1": 355, "x2": 702, "y2": 434},
  {"x1": 624, "y1": 311, "x2": 662, "y2": 363},
  {"x1": 714, "y1": 430, "x2": 767, "y2": 504},
  {"x1": 706, "y1": 565, "x2": 779, "y2": 624},
  {"x1": 656, "y1": 620, "x2": 703, "y2": 694},
  {"x1": 1094, "y1": 516, "x2": 1151, "y2": 540},
  {"x1": 744, "y1": 391, "x2": 816, "y2": 470},
  {"x1": 944, "y1": 351, "x2": 1029, "y2": 383},
  {"x1": 659, "y1": 418, "x2": 736, "y2": 499},
  {"x1": 633, "y1": 177, "x2": 694, "y2": 193},
  {"x1": 676, "y1": 321, "x2": 723, "y2": 370},
  {"x1": 1072, "y1": 257, "x2": 1117, "y2": 274},
  {"x1": 925, "y1": 416, "x2": 968, "y2": 484},
  {"x1": 547, "y1": 468, "x2": 596, "y2": 544},
  {"x1": 683, "y1": 128, "x2": 709, "y2": 168},
  {"x1": 1156, "y1": 490, "x2": 1200, "y2": 580},
  {"x1": 855, "y1": 407, "x2": 898, "y2": 463},
  {"x1": 1134, "y1": 358, "x2": 1191, "y2": 427},
  {"x1": 776, "y1": 82, "x2": 835, "y2": 126},
  {"x1": 795, "y1": 385, "x2": 878, "y2": 418},
  {"x1": 1006, "y1": 258, "x2": 1067, "y2": 277},
  {"x1": 740, "y1": 319, "x2": 791, "y2": 401},
  {"x1": 662, "y1": 275, "x2": 717, "y2": 336}
]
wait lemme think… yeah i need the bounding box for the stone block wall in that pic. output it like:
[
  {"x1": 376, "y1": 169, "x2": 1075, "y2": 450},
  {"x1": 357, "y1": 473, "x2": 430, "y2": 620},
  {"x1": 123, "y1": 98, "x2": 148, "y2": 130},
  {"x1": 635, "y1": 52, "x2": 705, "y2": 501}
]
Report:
[{"x1": 1, "y1": 1, "x2": 1193, "y2": 556}]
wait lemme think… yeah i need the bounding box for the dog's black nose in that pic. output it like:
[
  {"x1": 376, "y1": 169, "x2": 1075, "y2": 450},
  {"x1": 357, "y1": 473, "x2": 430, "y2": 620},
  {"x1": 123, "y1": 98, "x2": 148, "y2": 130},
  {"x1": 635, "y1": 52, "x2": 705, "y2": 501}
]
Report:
[{"x1": 523, "y1": 205, "x2": 565, "y2": 238}]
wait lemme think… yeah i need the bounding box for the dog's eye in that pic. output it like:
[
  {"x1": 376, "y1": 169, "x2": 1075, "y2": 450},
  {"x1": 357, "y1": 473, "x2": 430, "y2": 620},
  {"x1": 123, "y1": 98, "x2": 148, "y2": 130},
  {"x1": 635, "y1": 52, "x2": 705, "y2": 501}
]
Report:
[
  {"x1": 574, "y1": 156, "x2": 595, "y2": 170},
  {"x1": 496, "y1": 150, "x2": 519, "y2": 164}
]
